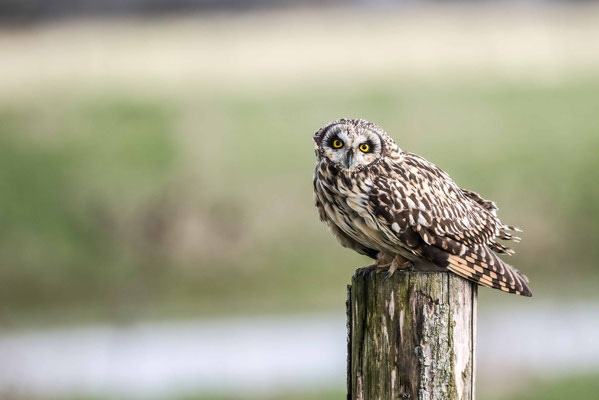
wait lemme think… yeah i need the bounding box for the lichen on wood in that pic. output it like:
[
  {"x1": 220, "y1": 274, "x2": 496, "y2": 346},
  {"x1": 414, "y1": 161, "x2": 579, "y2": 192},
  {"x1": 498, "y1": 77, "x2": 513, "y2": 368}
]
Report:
[{"x1": 347, "y1": 271, "x2": 477, "y2": 400}]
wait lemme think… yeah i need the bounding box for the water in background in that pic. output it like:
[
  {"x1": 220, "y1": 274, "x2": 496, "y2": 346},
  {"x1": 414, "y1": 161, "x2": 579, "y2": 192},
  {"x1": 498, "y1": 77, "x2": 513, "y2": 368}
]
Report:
[{"x1": 2, "y1": 303, "x2": 598, "y2": 398}]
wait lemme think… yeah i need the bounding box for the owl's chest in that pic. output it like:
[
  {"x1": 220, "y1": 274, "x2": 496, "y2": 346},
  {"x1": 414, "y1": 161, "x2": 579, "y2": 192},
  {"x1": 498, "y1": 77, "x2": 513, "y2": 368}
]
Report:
[{"x1": 314, "y1": 170, "x2": 394, "y2": 252}]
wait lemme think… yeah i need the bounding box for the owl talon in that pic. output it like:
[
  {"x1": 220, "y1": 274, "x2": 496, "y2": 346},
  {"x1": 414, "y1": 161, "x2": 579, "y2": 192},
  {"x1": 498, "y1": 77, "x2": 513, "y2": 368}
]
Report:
[
  {"x1": 383, "y1": 271, "x2": 392, "y2": 282},
  {"x1": 354, "y1": 260, "x2": 393, "y2": 278},
  {"x1": 354, "y1": 263, "x2": 378, "y2": 278}
]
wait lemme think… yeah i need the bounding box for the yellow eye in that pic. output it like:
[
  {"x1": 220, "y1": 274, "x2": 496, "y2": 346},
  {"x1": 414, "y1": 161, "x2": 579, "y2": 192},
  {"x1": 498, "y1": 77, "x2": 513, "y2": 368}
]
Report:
[
  {"x1": 359, "y1": 143, "x2": 370, "y2": 153},
  {"x1": 332, "y1": 139, "x2": 343, "y2": 149}
]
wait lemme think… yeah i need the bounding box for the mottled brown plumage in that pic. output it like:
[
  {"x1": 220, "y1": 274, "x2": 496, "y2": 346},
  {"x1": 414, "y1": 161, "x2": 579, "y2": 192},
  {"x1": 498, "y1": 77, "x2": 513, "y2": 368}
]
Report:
[{"x1": 313, "y1": 118, "x2": 532, "y2": 296}]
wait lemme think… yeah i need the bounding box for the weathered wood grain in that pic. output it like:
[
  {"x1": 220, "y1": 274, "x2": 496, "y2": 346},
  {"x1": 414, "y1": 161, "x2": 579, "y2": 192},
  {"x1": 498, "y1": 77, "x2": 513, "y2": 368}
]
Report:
[{"x1": 347, "y1": 271, "x2": 477, "y2": 400}]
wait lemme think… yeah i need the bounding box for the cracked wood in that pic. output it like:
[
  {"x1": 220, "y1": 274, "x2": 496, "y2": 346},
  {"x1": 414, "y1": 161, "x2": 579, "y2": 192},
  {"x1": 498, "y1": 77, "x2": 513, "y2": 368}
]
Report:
[{"x1": 347, "y1": 271, "x2": 477, "y2": 400}]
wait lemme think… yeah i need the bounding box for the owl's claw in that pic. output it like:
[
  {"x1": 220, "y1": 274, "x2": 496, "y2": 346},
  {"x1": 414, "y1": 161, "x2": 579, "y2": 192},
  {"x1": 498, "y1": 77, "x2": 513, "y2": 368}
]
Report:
[
  {"x1": 354, "y1": 264, "x2": 377, "y2": 278},
  {"x1": 354, "y1": 262, "x2": 392, "y2": 278},
  {"x1": 382, "y1": 256, "x2": 413, "y2": 282},
  {"x1": 354, "y1": 257, "x2": 414, "y2": 281}
]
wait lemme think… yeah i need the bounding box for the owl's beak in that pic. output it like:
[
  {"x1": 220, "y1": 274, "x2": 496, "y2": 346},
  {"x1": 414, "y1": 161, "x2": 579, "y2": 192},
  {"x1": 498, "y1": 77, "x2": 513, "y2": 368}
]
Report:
[{"x1": 345, "y1": 151, "x2": 353, "y2": 169}]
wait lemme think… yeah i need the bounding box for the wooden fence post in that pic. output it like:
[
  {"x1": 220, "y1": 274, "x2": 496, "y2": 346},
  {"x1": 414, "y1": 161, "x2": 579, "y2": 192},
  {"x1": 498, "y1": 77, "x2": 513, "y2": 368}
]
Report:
[{"x1": 347, "y1": 271, "x2": 477, "y2": 400}]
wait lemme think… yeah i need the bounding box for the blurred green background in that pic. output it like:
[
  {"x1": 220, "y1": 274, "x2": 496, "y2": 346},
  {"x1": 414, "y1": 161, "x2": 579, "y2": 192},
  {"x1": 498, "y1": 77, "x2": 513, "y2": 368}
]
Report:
[
  {"x1": 2, "y1": 76, "x2": 599, "y2": 323},
  {"x1": 1, "y1": 2, "x2": 598, "y2": 399}
]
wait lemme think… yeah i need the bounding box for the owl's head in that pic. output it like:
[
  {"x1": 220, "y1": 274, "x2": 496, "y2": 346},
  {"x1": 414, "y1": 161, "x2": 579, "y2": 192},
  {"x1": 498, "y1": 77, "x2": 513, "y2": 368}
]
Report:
[{"x1": 313, "y1": 118, "x2": 395, "y2": 171}]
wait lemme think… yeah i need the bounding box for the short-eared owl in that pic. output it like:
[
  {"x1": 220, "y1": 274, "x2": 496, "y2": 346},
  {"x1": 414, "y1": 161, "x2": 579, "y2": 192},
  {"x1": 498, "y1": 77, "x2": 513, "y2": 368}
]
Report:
[{"x1": 313, "y1": 118, "x2": 532, "y2": 296}]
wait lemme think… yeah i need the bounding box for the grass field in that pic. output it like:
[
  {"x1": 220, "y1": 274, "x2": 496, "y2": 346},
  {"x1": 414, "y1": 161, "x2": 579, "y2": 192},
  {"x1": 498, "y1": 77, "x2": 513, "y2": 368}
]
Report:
[
  {"x1": 1, "y1": 5, "x2": 599, "y2": 400},
  {"x1": 2, "y1": 5, "x2": 599, "y2": 323},
  {"x1": 1, "y1": 74, "x2": 598, "y2": 325}
]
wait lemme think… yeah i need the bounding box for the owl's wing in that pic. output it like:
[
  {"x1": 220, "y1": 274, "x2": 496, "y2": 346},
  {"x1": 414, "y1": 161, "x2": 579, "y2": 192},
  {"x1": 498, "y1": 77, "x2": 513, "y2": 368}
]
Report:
[
  {"x1": 367, "y1": 153, "x2": 532, "y2": 296},
  {"x1": 461, "y1": 188, "x2": 498, "y2": 216}
]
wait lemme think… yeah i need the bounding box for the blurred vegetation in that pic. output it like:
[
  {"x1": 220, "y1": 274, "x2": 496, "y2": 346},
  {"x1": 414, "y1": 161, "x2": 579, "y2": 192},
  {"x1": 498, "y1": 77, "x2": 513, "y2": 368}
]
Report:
[
  {"x1": 185, "y1": 371, "x2": 599, "y2": 400},
  {"x1": 10, "y1": 371, "x2": 595, "y2": 400},
  {"x1": 1, "y1": 74, "x2": 598, "y2": 326},
  {"x1": 483, "y1": 372, "x2": 599, "y2": 400}
]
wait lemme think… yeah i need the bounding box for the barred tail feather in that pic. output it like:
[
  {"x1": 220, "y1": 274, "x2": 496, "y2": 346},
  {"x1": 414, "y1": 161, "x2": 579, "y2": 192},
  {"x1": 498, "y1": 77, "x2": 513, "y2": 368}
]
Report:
[
  {"x1": 489, "y1": 241, "x2": 515, "y2": 255},
  {"x1": 446, "y1": 254, "x2": 532, "y2": 297},
  {"x1": 421, "y1": 240, "x2": 532, "y2": 297}
]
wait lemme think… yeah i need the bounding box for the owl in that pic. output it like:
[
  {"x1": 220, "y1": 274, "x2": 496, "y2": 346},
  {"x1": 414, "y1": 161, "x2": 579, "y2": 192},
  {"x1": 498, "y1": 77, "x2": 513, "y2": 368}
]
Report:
[{"x1": 313, "y1": 118, "x2": 532, "y2": 296}]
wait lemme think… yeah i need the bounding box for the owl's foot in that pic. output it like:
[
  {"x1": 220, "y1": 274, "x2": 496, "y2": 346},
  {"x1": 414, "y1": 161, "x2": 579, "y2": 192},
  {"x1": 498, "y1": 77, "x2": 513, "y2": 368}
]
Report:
[
  {"x1": 354, "y1": 263, "x2": 395, "y2": 278},
  {"x1": 383, "y1": 256, "x2": 413, "y2": 281},
  {"x1": 354, "y1": 265, "x2": 372, "y2": 278},
  {"x1": 354, "y1": 253, "x2": 394, "y2": 278},
  {"x1": 354, "y1": 264, "x2": 384, "y2": 278}
]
